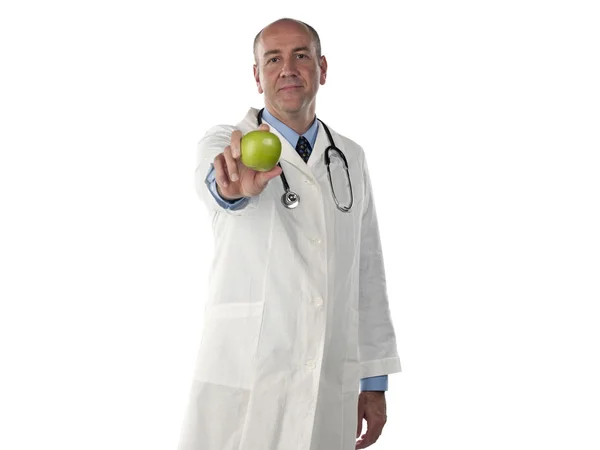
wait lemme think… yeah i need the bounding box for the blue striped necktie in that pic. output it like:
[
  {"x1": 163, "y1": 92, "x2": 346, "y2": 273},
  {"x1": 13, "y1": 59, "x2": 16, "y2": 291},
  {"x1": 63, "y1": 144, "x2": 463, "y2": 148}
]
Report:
[{"x1": 296, "y1": 136, "x2": 312, "y2": 163}]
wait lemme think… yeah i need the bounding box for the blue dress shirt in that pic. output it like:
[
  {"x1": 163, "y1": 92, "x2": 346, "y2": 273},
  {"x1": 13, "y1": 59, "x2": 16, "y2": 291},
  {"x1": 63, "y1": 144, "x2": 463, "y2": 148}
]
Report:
[{"x1": 204, "y1": 108, "x2": 388, "y2": 392}]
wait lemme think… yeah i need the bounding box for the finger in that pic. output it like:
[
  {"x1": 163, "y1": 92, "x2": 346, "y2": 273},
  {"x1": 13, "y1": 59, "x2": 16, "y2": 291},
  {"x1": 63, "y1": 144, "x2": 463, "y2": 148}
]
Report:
[
  {"x1": 355, "y1": 433, "x2": 372, "y2": 450},
  {"x1": 356, "y1": 417, "x2": 363, "y2": 439},
  {"x1": 254, "y1": 164, "x2": 282, "y2": 189},
  {"x1": 355, "y1": 419, "x2": 384, "y2": 449},
  {"x1": 213, "y1": 154, "x2": 230, "y2": 188},
  {"x1": 231, "y1": 130, "x2": 243, "y2": 158},
  {"x1": 223, "y1": 145, "x2": 239, "y2": 182},
  {"x1": 356, "y1": 404, "x2": 364, "y2": 438},
  {"x1": 257, "y1": 123, "x2": 270, "y2": 132}
]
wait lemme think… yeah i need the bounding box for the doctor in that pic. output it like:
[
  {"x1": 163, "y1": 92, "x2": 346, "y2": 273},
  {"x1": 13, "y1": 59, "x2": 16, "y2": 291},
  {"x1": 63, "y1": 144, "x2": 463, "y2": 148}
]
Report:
[{"x1": 178, "y1": 18, "x2": 401, "y2": 450}]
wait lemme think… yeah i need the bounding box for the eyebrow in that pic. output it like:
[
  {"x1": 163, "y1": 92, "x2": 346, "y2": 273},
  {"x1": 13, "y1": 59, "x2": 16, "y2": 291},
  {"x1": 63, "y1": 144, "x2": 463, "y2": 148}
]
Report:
[{"x1": 263, "y1": 46, "x2": 312, "y2": 58}]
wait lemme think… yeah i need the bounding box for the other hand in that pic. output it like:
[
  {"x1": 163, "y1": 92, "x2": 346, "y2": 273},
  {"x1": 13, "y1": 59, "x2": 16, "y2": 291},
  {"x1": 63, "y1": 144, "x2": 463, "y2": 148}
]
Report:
[
  {"x1": 356, "y1": 391, "x2": 387, "y2": 449},
  {"x1": 213, "y1": 123, "x2": 282, "y2": 200}
]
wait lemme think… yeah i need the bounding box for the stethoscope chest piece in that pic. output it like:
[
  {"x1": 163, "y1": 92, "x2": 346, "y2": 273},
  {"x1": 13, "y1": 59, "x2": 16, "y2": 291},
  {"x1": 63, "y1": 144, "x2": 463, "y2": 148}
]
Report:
[{"x1": 281, "y1": 191, "x2": 300, "y2": 209}]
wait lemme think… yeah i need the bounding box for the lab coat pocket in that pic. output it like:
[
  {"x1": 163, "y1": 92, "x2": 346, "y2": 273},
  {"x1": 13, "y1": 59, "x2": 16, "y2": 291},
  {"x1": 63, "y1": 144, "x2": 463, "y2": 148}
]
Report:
[
  {"x1": 342, "y1": 307, "x2": 361, "y2": 393},
  {"x1": 195, "y1": 302, "x2": 265, "y2": 389}
]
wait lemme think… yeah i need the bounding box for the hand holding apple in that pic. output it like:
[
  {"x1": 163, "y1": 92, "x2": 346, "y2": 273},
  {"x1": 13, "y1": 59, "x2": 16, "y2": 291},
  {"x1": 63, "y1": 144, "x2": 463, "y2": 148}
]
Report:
[{"x1": 213, "y1": 123, "x2": 283, "y2": 200}]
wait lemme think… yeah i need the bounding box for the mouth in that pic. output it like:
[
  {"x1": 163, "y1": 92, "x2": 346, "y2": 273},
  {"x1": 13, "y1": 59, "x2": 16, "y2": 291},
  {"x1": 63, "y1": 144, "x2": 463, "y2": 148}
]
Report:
[{"x1": 278, "y1": 85, "x2": 302, "y2": 91}]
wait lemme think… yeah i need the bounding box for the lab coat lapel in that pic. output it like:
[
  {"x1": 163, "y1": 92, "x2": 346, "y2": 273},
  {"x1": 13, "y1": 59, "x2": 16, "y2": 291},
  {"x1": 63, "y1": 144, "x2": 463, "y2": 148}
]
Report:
[
  {"x1": 306, "y1": 120, "x2": 328, "y2": 171},
  {"x1": 266, "y1": 125, "x2": 313, "y2": 179},
  {"x1": 270, "y1": 118, "x2": 330, "y2": 181}
]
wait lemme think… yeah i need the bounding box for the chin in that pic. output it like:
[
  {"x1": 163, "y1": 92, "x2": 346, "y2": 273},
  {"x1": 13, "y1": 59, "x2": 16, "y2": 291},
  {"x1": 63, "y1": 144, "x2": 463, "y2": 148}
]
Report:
[{"x1": 278, "y1": 100, "x2": 306, "y2": 114}]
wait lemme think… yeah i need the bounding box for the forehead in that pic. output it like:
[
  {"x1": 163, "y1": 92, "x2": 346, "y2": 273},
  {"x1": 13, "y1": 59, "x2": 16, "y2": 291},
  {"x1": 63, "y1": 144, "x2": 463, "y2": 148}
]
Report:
[{"x1": 258, "y1": 22, "x2": 315, "y2": 55}]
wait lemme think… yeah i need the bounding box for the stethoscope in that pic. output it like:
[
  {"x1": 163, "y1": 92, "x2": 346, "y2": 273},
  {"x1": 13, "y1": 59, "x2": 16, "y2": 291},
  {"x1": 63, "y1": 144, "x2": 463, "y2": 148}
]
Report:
[{"x1": 257, "y1": 108, "x2": 354, "y2": 213}]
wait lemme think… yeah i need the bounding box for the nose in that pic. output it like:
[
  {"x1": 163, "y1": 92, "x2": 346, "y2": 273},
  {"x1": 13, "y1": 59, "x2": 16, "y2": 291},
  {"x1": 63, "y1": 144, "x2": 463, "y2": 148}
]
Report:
[{"x1": 280, "y1": 58, "x2": 298, "y2": 77}]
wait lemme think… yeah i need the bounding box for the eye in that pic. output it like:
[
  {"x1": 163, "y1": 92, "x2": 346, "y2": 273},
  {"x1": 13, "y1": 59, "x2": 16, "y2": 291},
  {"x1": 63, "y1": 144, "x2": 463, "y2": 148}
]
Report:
[
  {"x1": 296, "y1": 54, "x2": 308, "y2": 59},
  {"x1": 267, "y1": 57, "x2": 279, "y2": 64}
]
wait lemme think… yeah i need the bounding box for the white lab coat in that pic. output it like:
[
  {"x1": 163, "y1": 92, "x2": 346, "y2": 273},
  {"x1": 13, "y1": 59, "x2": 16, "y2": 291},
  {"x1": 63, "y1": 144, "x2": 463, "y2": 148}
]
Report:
[{"x1": 178, "y1": 108, "x2": 401, "y2": 450}]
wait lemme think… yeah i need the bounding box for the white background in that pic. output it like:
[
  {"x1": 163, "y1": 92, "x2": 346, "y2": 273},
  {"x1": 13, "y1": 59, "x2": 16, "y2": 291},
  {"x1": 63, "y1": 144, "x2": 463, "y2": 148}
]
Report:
[{"x1": 1, "y1": 0, "x2": 599, "y2": 449}]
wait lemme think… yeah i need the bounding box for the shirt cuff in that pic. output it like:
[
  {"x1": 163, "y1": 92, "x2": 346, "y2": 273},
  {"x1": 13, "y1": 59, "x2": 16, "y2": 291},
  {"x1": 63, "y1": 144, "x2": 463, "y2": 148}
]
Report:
[
  {"x1": 360, "y1": 375, "x2": 388, "y2": 392},
  {"x1": 205, "y1": 164, "x2": 249, "y2": 210}
]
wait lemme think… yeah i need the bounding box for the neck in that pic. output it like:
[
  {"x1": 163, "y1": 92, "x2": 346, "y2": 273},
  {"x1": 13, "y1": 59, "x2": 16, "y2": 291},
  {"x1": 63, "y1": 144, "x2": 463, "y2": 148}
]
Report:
[{"x1": 265, "y1": 102, "x2": 315, "y2": 135}]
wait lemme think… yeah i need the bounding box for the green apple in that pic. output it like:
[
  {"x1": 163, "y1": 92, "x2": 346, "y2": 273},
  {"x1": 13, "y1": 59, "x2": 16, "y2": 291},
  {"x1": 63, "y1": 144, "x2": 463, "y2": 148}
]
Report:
[{"x1": 240, "y1": 130, "x2": 282, "y2": 171}]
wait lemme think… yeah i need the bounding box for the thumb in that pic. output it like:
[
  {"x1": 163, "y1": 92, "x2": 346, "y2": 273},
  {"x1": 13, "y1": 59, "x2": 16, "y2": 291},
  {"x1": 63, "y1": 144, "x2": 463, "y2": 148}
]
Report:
[
  {"x1": 257, "y1": 123, "x2": 270, "y2": 132},
  {"x1": 357, "y1": 404, "x2": 364, "y2": 438},
  {"x1": 255, "y1": 164, "x2": 282, "y2": 189}
]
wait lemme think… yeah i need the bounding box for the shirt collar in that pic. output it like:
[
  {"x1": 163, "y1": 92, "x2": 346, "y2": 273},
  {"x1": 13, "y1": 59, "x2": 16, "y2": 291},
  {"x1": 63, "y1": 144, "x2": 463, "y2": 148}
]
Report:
[{"x1": 261, "y1": 107, "x2": 319, "y2": 150}]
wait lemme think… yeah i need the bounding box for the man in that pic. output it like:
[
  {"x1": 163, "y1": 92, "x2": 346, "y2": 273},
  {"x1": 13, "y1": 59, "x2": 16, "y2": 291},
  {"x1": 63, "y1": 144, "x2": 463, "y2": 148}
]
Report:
[{"x1": 178, "y1": 18, "x2": 401, "y2": 450}]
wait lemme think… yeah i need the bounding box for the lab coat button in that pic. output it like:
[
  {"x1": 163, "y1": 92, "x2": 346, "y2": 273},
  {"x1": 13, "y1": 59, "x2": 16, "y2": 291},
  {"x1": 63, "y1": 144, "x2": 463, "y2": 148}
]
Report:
[
  {"x1": 312, "y1": 237, "x2": 322, "y2": 245},
  {"x1": 314, "y1": 297, "x2": 323, "y2": 307},
  {"x1": 306, "y1": 360, "x2": 316, "y2": 369}
]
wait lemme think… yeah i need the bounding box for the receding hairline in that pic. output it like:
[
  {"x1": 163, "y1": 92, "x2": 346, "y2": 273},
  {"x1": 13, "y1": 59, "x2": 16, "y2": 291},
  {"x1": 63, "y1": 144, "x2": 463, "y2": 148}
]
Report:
[{"x1": 253, "y1": 18, "x2": 322, "y2": 63}]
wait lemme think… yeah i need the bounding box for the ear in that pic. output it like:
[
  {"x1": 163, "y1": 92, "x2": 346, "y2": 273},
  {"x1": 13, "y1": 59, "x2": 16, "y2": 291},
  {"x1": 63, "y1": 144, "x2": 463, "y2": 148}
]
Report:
[
  {"x1": 253, "y1": 64, "x2": 264, "y2": 94},
  {"x1": 319, "y1": 55, "x2": 328, "y2": 85}
]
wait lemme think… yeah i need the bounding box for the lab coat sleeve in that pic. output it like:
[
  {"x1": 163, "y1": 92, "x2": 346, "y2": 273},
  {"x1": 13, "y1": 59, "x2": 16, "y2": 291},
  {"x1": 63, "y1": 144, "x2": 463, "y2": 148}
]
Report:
[
  {"x1": 205, "y1": 164, "x2": 250, "y2": 210},
  {"x1": 195, "y1": 125, "x2": 260, "y2": 215},
  {"x1": 357, "y1": 155, "x2": 402, "y2": 380}
]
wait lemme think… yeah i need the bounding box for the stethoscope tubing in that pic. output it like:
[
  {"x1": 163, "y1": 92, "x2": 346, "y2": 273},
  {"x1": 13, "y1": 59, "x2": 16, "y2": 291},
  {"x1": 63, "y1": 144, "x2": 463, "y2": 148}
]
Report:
[{"x1": 256, "y1": 108, "x2": 353, "y2": 212}]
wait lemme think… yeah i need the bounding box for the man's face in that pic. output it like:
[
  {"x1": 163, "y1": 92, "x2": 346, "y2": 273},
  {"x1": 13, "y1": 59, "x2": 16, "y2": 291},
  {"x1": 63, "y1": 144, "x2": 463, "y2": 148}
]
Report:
[{"x1": 254, "y1": 21, "x2": 327, "y2": 117}]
